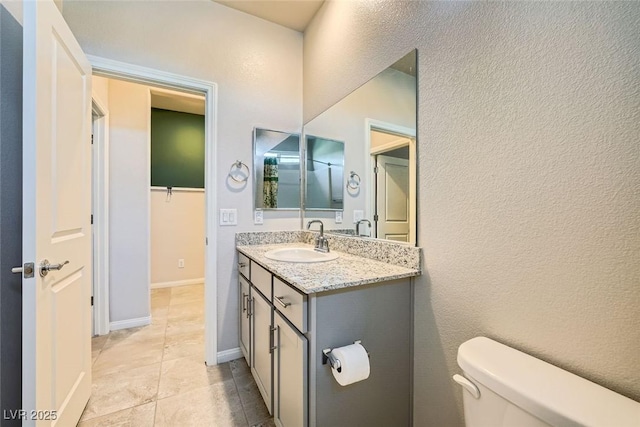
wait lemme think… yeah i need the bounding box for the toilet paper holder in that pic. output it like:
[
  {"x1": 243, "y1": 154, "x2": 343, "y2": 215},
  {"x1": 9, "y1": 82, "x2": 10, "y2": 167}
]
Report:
[{"x1": 322, "y1": 340, "x2": 369, "y2": 373}]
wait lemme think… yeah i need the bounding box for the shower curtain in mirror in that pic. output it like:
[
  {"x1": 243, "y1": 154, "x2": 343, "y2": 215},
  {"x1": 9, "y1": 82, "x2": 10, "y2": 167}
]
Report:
[{"x1": 263, "y1": 157, "x2": 279, "y2": 208}]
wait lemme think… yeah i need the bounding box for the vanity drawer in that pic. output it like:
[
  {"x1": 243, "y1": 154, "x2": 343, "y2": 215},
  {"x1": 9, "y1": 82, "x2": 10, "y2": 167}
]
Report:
[
  {"x1": 238, "y1": 252, "x2": 250, "y2": 279},
  {"x1": 273, "y1": 277, "x2": 307, "y2": 333},
  {"x1": 251, "y1": 261, "x2": 272, "y2": 300}
]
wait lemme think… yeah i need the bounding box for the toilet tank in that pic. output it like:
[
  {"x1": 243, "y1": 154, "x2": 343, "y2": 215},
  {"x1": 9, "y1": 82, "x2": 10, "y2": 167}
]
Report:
[{"x1": 455, "y1": 337, "x2": 640, "y2": 427}]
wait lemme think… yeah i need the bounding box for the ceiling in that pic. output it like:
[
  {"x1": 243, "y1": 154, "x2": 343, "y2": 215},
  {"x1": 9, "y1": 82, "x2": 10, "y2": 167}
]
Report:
[{"x1": 213, "y1": 0, "x2": 325, "y2": 32}]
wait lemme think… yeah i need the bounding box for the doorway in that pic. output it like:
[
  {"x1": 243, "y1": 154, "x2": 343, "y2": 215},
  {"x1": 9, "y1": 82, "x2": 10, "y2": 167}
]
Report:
[
  {"x1": 89, "y1": 56, "x2": 218, "y2": 366},
  {"x1": 148, "y1": 88, "x2": 206, "y2": 285},
  {"x1": 373, "y1": 142, "x2": 410, "y2": 241},
  {"x1": 365, "y1": 119, "x2": 416, "y2": 245}
]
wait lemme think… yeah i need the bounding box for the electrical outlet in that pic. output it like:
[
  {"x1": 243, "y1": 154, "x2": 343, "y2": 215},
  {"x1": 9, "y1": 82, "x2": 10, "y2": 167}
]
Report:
[
  {"x1": 254, "y1": 210, "x2": 264, "y2": 225},
  {"x1": 353, "y1": 210, "x2": 364, "y2": 223},
  {"x1": 335, "y1": 211, "x2": 343, "y2": 224},
  {"x1": 178, "y1": 259, "x2": 185, "y2": 268}
]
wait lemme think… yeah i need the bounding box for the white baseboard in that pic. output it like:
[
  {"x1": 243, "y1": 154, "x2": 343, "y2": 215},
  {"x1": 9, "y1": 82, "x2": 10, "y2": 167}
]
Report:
[
  {"x1": 109, "y1": 316, "x2": 151, "y2": 331},
  {"x1": 217, "y1": 347, "x2": 243, "y2": 364},
  {"x1": 151, "y1": 278, "x2": 205, "y2": 289}
]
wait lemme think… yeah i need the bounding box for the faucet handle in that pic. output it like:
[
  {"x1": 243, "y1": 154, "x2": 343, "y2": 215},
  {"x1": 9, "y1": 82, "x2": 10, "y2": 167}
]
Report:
[
  {"x1": 317, "y1": 236, "x2": 330, "y2": 253},
  {"x1": 313, "y1": 235, "x2": 330, "y2": 253}
]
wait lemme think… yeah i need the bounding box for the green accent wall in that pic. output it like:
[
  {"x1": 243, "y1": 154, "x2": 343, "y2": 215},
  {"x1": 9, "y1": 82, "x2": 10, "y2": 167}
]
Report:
[{"x1": 151, "y1": 108, "x2": 205, "y2": 188}]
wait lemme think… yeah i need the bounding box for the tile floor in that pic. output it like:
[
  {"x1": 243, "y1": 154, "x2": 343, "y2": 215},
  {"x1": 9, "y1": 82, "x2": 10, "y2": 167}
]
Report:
[{"x1": 80, "y1": 284, "x2": 273, "y2": 426}]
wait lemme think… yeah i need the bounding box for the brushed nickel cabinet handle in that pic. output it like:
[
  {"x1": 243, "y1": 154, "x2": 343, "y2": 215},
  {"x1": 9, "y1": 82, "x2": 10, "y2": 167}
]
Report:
[
  {"x1": 274, "y1": 296, "x2": 291, "y2": 309},
  {"x1": 269, "y1": 325, "x2": 278, "y2": 353}
]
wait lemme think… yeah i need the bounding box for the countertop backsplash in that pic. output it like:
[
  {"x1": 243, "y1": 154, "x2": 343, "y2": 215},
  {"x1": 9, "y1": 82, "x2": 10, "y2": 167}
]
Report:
[
  {"x1": 235, "y1": 230, "x2": 302, "y2": 246},
  {"x1": 236, "y1": 230, "x2": 421, "y2": 271}
]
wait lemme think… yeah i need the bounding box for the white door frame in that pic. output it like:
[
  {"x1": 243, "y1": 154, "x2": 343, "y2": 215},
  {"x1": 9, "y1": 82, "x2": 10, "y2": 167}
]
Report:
[
  {"x1": 364, "y1": 118, "x2": 416, "y2": 245},
  {"x1": 91, "y1": 95, "x2": 110, "y2": 336},
  {"x1": 88, "y1": 55, "x2": 219, "y2": 365}
]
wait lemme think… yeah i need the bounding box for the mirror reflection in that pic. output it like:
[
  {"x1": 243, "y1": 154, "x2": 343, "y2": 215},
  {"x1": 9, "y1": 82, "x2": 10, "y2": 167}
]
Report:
[
  {"x1": 304, "y1": 136, "x2": 345, "y2": 210},
  {"x1": 303, "y1": 50, "x2": 417, "y2": 244},
  {"x1": 253, "y1": 128, "x2": 301, "y2": 210}
]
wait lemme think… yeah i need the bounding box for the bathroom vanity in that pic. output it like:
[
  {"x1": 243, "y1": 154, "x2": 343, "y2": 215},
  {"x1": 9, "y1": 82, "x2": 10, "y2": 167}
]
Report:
[{"x1": 236, "y1": 232, "x2": 421, "y2": 427}]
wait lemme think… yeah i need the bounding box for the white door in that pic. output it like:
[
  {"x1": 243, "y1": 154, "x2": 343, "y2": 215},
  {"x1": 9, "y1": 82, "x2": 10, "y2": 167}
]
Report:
[
  {"x1": 22, "y1": 1, "x2": 93, "y2": 426},
  {"x1": 376, "y1": 155, "x2": 410, "y2": 242}
]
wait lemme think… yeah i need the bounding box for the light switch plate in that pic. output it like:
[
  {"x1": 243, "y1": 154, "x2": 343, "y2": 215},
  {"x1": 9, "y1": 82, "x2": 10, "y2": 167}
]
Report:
[
  {"x1": 219, "y1": 209, "x2": 238, "y2": 226},
  {"x1": 353, "y1": 210, "x2": 364, "y2": 223},
  {"x1": 335, "y1": 211, "x2": 343, "y2": 224},
  {"x1": 254, "y1": 210, "x2": 264, "y2": 225}
]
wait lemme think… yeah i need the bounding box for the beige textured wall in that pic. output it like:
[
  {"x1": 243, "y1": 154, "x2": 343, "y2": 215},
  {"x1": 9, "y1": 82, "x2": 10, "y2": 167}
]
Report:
[
  {"x1": 63, "y1": 1, "x2": 303, "y2": 350},
  {"x1": 150, "y1": 190, "x2": 205, "y2": 285},
  {"x1": 305, "y1": 2, "x2": 640, "y2": 425}
]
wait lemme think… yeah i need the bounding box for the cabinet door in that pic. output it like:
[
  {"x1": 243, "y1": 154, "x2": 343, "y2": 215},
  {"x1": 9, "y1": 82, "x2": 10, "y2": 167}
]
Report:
[
  {"x1": 239, "y1": 275, "x2": 251, "y2": 363},
  {"x1": 251, "y1": 288, "x2": 273, "y2": 414},
  {"x1": 274, "y1": 311, "x2": 308, "y2": 427}
]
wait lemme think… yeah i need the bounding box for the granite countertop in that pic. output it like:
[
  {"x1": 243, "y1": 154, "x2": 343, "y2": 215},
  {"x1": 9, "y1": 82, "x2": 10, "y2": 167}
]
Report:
[{"x1": 236, "y1": 242, "x2": 421, "y2": 294}]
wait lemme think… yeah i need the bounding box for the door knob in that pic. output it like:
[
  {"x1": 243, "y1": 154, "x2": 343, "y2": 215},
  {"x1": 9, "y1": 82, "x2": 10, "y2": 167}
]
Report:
[{"x1": 40, "y1": 259, "x2": 69, "y2": 277}]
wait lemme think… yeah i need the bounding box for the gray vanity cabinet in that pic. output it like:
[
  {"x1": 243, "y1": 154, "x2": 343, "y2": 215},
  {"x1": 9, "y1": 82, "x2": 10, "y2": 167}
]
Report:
[
  {"x1": 237, "y1": 253, "x2": 308, "y2": 426},
  {"x1": 238, "y1": 253, "x2": 252, "y2": 364},
  {"x1": 238, "y1": 257, "x2": 275, "y2": 414},
  {"x1": 273, "y1": 311, "x2": 308, "y2": 427},
  {"x1": 237, "y1": 250, "x2": 412, "y2": 427},
  {"x1": 239, "y1": 275, "x2": 251, "y2": 363},
  {"x1": 251, "y1": 287, "x2": 273, "y2": 414}
]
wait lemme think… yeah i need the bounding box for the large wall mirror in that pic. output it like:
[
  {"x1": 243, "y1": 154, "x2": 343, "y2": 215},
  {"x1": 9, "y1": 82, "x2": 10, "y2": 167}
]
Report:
[
  {"x1": 253, "y1": 128, "x2": 301, "y2": 210},
  {"x1": 303, "y1": 49, "x2": 417, "y2": 245}
]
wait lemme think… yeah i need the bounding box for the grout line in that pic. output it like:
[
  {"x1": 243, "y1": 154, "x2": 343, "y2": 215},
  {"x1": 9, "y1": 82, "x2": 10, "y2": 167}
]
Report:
[
  {"x1": 229, "y1": 361, "x2": 251, "y2": 427},
  {"x1": 154, "y1": 291, "x2": 172, "y2": 425},
  {"x1": 79, "y1": 402, "x2": 157, "y2": 426}
]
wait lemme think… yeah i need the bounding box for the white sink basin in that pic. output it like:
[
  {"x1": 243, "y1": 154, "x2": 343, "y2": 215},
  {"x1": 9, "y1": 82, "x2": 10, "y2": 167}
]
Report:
[{"x1": 264, "y1": 247, "x2": 339, "y2": 263}]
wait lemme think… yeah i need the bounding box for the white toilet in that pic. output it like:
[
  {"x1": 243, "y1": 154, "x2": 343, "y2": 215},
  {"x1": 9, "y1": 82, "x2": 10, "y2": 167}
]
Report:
[{"x1": 454, "y1": 337, "x2": 640, "y2": 427}]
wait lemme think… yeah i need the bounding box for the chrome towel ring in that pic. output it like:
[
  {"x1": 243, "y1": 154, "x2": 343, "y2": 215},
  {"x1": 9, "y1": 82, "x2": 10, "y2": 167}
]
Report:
[
  {"x1": 346, "y1": 171, "x2": 361, "y2": 190},
  {"x1": 229, "y1": 160, "x2": 250, "y2": 183}
]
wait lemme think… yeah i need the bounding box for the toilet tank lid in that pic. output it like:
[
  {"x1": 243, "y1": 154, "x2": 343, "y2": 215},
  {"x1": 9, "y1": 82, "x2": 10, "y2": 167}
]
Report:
[{"x1": 457, "y1": 337, "x2": 640, "y2": 427}]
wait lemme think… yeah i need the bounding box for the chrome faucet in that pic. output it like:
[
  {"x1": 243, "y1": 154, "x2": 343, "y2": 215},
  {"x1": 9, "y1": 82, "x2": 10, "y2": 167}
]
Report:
[
  {"x1": 307, "y1": 220, "x2": 329, "y2": 253},
  {"x1": 356, "y1": 219, "x2": 372, "y2": 236}
]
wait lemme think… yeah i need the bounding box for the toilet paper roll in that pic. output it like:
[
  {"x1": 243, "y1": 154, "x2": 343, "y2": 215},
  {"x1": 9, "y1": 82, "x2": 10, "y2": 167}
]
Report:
[{"x1": 330, "y1": 343, "x2": 370, "y2": 386}]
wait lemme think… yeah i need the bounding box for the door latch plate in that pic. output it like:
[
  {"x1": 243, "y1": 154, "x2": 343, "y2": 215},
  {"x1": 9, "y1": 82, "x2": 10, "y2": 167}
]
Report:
[{"x1": 23, "y1": 262, "x2": 35, "y2": 278}]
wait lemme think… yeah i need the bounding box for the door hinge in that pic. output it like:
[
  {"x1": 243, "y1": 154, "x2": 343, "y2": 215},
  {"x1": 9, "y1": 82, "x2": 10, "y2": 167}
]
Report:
[
  {"x1": 90, "y1": 214, "x2": 93, "y2": 225},
  {"x1": 373, "y1": 166, "x2": 379, "y2": 174},
  {"x1": 373, "y1": 214, "x2": 379, "y2": 221},
  {"x1": 206, "y1": 237, "x2": 208, "y2": 245},
  {"x1": 91, "y1": 134, "x2": 94, "y2": 144},
  {"x1": 91, "y1": 296, "x2": 94, "y2": 306}
]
